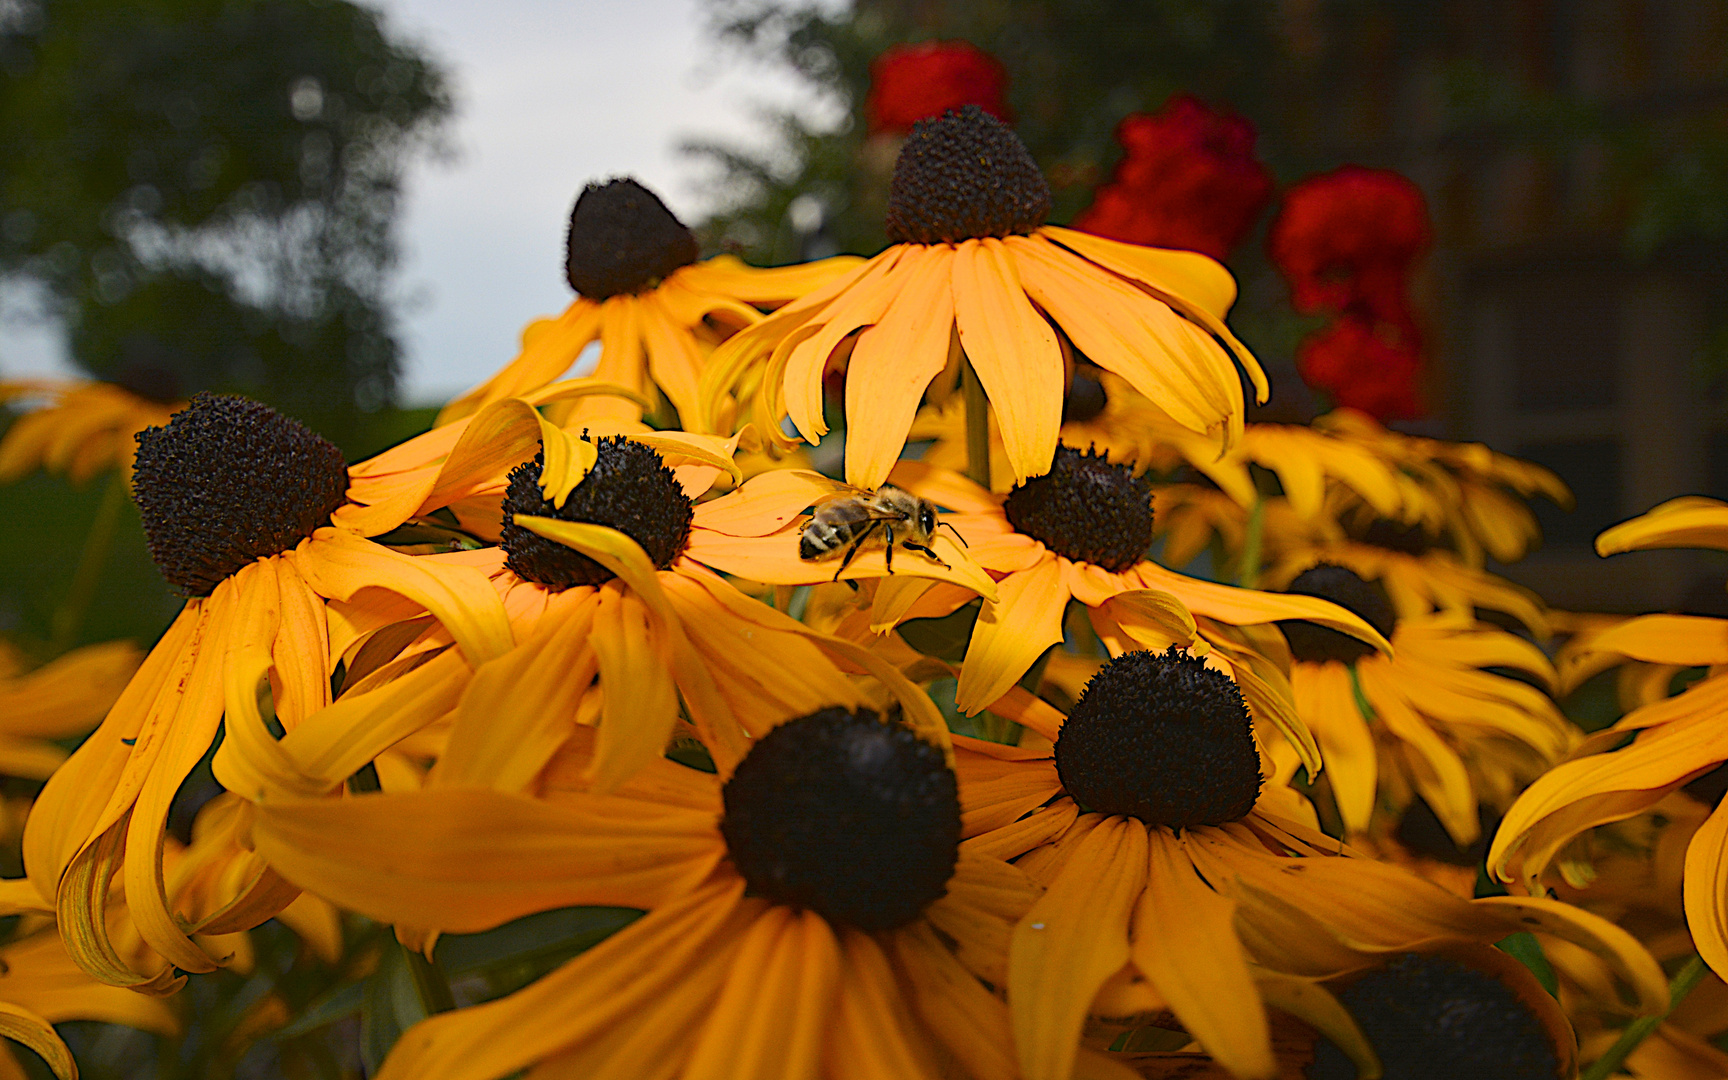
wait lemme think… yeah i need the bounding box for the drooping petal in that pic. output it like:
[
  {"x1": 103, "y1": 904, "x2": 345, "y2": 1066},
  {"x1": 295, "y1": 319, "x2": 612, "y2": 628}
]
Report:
[
  {"x1": 1596, "y1": 496, "x2": 1728, "y2": 555},
  {"x1": 295, "y1": 531, "x2": 513, "y2": 665},
  {"x1": 1685, "y1": 796, "x2": 1728, "y2": 978},
  {"x1": 1130, "y1": 830, "x2": 1272, "y2": 1077},
  {"x1": 1012, "y1": 817, "x2": 1147, "y2": 1080},
  {"x1": 952, "y1": 239, "x2": 1063, "y2": 484},
  {"x1": 251, "y1": 788, "x2": 720, "y2": 931}
]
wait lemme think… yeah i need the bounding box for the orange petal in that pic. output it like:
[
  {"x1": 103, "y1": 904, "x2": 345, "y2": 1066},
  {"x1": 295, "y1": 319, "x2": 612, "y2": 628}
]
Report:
[
  {"x1": 957, "y1": 558, "x2": 1069, "y2": 714},
  {"x1": 843, "y1": 246, "x2": 956, "y2": 489},
  {"x1": 952, "y1": 238, "x2": 1063, "y2": 484},
  {"x1": 683, "y1": 906, "x2": 841, "y2": 1080},
  {"x1": 1012, "y1": 817, "x2": 1147, "y2": 1080}
]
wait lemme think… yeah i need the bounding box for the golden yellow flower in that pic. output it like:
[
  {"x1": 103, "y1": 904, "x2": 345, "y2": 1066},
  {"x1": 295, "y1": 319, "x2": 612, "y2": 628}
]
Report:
[
  {"x1": 0, "y1": 378, "x2": 181, "y2": 484},
  {"x1": 955, "y1": 651, "x2": 1663, "y2": 1080},
  {"x1": 23, "y1": 393, "x2": 515, "y2": 992},
  {"x1": 438, "y1": 177, "x2": 861, "y2": 429},
  {"x1": 1491, "y1": 498, "x2": 1728, "y2": 977},
  {"x1": 700, "y1": 107, "x2": 1264, "y2": 489},
  {"x1": 880, "y1": 457, "x2": 1385, "y2": 780},
  {"x1": 1314, "y1": 408, "x2": 1573, "y2": 566},
  {"x1": 236, "y1": 696, "x2": 1126, "y2": 1080}
]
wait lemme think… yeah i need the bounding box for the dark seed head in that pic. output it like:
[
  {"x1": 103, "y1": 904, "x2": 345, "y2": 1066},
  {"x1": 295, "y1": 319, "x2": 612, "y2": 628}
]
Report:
[
  {"x1": 131, "y1": 394, "x2": 349, "y2": 596},
  {"x1": 720, "y1": 707, "x2": 960, "y2": 932},
  {"x1": 1003, "y1": 444, "x2": 1154, "y2": 572},
  {"x1": 564, "y1": 178, "x2": 699, "y2": 299},
  {"x1": 1055, "y1": 647, "x2": 1261, "y2": 829},
  {"x1": 1309, "y1": 953, "x2": 1561, "y2": 1080},
  {"x1": 1361, "y1": 518, "x2": 1435, "y2": 556},
  {"x1": 500, "y1": 436, "x2": 693, "y2": 591},
  {"x1": 1277, "y1": 564, "x2": 1397, "y2": 665},
  {"x1": 883, "y1": 105, "x2": 1051, "y2": 245}
]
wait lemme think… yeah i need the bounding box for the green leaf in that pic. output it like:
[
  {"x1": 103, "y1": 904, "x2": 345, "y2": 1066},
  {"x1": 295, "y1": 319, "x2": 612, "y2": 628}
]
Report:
[
  {"x1": 897, "y1": 600, "x2": 981, "y2": 663},
  {"x1": 1495, "y1": 931, "x2": 1559, "y2": 998},
  {"x1": 273, "y1": 981, "x2": 365, "y2": 1040},
  {"x1": 436, "y1": 907, "x2": 644, "y2": 1003}
]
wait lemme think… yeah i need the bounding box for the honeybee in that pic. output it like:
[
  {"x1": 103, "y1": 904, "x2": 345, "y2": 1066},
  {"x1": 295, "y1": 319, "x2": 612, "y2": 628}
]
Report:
[{"x1": 799, "y1": 485, "x2": 967, "y2": 580}]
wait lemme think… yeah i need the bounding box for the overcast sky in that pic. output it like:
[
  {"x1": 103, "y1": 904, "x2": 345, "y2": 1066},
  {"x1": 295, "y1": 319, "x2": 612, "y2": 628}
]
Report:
[{"x1": 0, "y1": 0, "x2": 833, "y2": 403}]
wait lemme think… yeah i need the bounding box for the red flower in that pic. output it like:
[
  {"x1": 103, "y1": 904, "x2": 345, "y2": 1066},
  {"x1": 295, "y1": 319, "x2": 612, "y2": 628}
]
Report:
[
  {"x1": 1297, "y1": 314, "x2": 1425, "y2": 421},
  {"x1": 865, "y1": 40, "x2": 1011, "y2": 136},
  {"x1": 1268, "y1": 165, "x2": 1432, "y2": 321},
  {"x1": 1073, "y1": 95, "x2": 1273, "y2": 260}
]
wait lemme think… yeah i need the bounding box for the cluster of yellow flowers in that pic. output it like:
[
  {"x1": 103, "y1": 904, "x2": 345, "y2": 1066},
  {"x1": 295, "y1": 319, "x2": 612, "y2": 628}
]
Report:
[{"x1": 1, "y1": 106, "x2": 1725, "y2": 1080}]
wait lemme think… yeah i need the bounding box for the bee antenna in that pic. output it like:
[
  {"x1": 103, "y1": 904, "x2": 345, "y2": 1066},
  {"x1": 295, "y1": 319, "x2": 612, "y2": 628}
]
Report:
[{"x1": 939, "y1": 522, "x2": 969, "y2": 548}]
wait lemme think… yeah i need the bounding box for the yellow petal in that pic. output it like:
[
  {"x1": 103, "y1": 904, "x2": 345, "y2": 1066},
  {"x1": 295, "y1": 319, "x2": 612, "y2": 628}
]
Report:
[
  {"x1": 1686, "y1": 796, "x2": 1728, "y2": 979},
  {"x1": 509, "y1": 517, "x2": 671, "y2": 620},
  {"x1": 1012, "y1": 817, "x2": 1146, "y2": 1080},
  {"x1": 1132, "y1": 829, "x2": 1273, "y2": 1078},
  {"x1": 952, "y1": 238, "x2": 1063, "y2": 484},
  {"x1": 1251, "y1": 969, "x2": 1379, "y2": 1080},
  {"x1": 1138, "y1": 561, "x2": 1392, "y2": 655},
  {"x1": 684, "y1": 906, "x2": 840, "y2": 1080},
  {"x1": 1596, "y1": 496, "x2": 1728, "y2": 555},
  {"x1": 536, "y1": 419, "x2": 598, "y2": 508},
  {"x1": 374, "y1": 878, "x2": 749, "y2": 1080},
  {"x1": 628, "y1": 430, "x2": 744, "y2": 486},
  {"x1": 825, "y1": 932, "x2": 945, "y2": 1080},
  {"x1": 692, "y1": 470, "x2": 850, "y2": 536},
  {"x1": 251, "y1": 788, "x2": 720, "y2": 931},
  {"x1": 296, "y1": 531, "x2": 513, "y2": 664},
  {"x1": 843, "y1": 246, "x2": 957, "y2": 489},
  {"x1": 0, "y1": 1001, "x2": 76, "y2": 1080},
  {"x1": 1292, "y1": 662, "x2": 1377, "y2": 833},
  {"x1": 1474, "y1": 895, "x2": 1667, "y2": 1014},
  {"x1": 588, "y1": 588, "x2": 680, "y2": 791},
  {"x1": 957, "y1": 558, "x2": 1069, "y2": 715}
]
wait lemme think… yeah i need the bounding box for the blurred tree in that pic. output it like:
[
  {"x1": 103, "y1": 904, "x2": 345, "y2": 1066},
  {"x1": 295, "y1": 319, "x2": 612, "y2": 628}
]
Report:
[{"x1": 0, "y1": 0, "x2": 451, "y2": 437}]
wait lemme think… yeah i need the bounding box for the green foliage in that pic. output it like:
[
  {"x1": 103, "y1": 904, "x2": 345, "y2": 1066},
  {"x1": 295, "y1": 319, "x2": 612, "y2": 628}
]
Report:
[{"x1": 0, "y1": 0, "x2": 452, "y2": 438}]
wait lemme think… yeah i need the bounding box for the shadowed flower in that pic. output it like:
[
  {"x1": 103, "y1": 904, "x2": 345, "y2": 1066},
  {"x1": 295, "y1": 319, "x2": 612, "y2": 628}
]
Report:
[
  {"x1": 866, "y1": 40, "x2": 1011, "y2": 136},
  {"x1": 1073, "y1": 94, "x2": 1273, "y2": 261},
  {"x1": 0, "y1": 377, "x2": 182, "y2": 485},
  {"x1": 439, "y1": 177, "x2": 862, "y2": 429},
  {"x1": 701, "y1": 106, "x2": 1266, "y2": 489},
  {"x1": 955, "y1": 652, "x2": 1664, "y2": 1080},
  {"x1": 1270, "y1": 562, "x2": 1571, "y2": 847},
  {"x1": 1490, "y1": 498, "x2": 1728, "y2": 979}
]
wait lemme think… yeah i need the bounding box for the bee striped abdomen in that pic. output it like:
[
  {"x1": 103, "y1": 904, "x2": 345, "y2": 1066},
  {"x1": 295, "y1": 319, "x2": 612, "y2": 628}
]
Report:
[{"x1": 800, "y1": 519, "x2": 846, "y2": 560}]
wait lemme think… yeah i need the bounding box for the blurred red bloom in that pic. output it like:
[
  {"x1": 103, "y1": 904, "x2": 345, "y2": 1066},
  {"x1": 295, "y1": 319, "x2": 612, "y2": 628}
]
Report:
[
  {"x1": 1268, "y1": 165, "x2": 1432, "y2": 321},
  {"x1": 865, "y1": 40, "x2": 1011, "y2": 136},
  {"x1": 1073, "y1": 94, "x2": 1274, "y2": 260},
  {"x1": 1297, "y1": 314, "x2": 1425, "y2": 421}
]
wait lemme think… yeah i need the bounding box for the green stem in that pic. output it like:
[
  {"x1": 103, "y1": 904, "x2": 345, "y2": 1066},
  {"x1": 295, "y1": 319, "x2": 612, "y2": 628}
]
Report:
[
  {"x1": 1580, "y1": 954, "x2": 1707, "y2": 1080},
  {"x1": 1234, "y1": 495, "x2": 1265, "y2": 588},
  {"x1": 400, "y1": 940, "x2": 457, "y2": 1016},
  {"x1": 961, "y1": 355, "x2": 990, "y2": 490},
  {"x1": 49, "y1": 470, "x2": 128, "y2": 655}
]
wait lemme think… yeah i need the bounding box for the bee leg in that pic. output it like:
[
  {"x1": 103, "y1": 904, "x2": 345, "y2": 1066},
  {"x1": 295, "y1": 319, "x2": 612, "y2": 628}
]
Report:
[
  {"x1": 901, "y1": 541, "x2": 950, "y2": 570},
  {"x1": 832, "y1": 521, "x2": 880, "y2": 581},
  {"x1": 883, "y1": 523, "x2": 896, "y2": 574}
]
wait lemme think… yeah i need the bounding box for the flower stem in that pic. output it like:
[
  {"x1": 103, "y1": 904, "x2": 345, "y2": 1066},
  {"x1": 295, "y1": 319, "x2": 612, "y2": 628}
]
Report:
[
  {"x1": 961, "y1": 355, "x2": 990, "y2": 490},
  {"x1": 49, "y1": 470, "x2": 128, "y2": 656},
  {"x1": 400, "y1": 940, "x2": 457, "y2": 1016},
  {"x1": 1234, "y1": 495, "x2": 1265, "y2": 588},
  {"x1": 1580, "y1": 954, "x2": 1707, "y2": 1080}
]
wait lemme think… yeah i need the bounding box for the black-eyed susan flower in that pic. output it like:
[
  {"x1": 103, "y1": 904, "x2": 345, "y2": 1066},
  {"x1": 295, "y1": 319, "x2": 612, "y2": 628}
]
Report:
[
  {"x1": 438, "y1": 177, "x2": 862, "y2": 429},
  {"x1": 1272, "y1": 563, "x2": 1572, "y2": 848},
  {"x1": 957, "y1": 649, "x2": 1665, "y2": 1080},
  {"x1": 700, "y1": 105, "x2": 1266, "y2": 490},
  {"x1": 1490, "y1": 498, "x2": 1728, "y2": 978},
  {"x1": 0, "y1": 376, "x2": 182, "y2": 485},
  {"x1": 1315, "y1": 407, "x2": 1573, "y2": 567},
  {"x1": 1306, "y1": 947, "x2": 1577, "y2": 1080},
  {"x1": 239, "y1": 702, "x2": 1130, "y2": 1080},
  {"x1": 879, "y1": 453, "x2": 1386, "y2": 774},
  {"x1": 21, "y1": 393, "x2": 514, "y2": 992}
]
